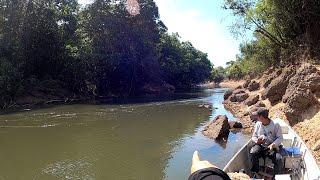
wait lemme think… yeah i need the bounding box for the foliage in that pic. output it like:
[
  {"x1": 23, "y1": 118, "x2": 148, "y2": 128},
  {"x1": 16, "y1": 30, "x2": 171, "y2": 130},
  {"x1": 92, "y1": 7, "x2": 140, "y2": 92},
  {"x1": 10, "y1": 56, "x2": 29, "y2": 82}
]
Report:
[
  {"x1": 211, "y1": 66, "x2": 225, "y2": 83},
  {"x1": 158, "y1": 33, "x2": 212, "y2": 88},
  {"x1": 0, "y1": 0, "x2": 212, "y2": 107},
  {"x1": 223, "y1": 0, "x2": 320, "y2": 79},
  {"x1": 81, "y1": 0, "x2": 167, "y2": 96},
  {"x1": 0, "y1": 58, "x2": 23, "y2": 108}
]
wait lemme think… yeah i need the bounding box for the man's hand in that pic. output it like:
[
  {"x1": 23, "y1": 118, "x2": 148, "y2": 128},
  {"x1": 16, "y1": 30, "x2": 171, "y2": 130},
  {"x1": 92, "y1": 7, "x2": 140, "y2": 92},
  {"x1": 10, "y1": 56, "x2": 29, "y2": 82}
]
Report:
[
  {"x1": 268, "y1": 143, "x2": 276, "y2": 151},
  {"x1": 191, "y1": 151, "x2": 217, "y2": 174},
  {"x1": 257, "y1": 138, "x2": 266, "y2": 145}
]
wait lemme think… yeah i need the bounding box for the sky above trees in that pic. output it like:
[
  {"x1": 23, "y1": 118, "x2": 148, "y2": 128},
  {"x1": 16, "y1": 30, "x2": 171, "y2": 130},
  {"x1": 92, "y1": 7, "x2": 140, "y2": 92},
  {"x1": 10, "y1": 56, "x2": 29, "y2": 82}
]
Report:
[
  {"x1": 154, "y1": 0, "x2": 241, "y2": 67},
  {"x1": 79, "y1": 0, "x2": 243, "y2": 67}
]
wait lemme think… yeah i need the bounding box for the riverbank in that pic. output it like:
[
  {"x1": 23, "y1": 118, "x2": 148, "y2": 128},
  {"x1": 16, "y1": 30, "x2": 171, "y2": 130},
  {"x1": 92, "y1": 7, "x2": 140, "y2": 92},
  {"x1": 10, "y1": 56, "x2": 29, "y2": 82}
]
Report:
[
  {"x1": 222, "y1": 63, "x2": 320, "y2": 165},
  {"x1": 218, "y1": 80, "x2": 246, "y2": 89},
  {"x1": 200, "y1": 80, "x2": 245, "y2": 89},
  {"x1": 0, "y1": 82, "x2": 177, "y2": 114}
]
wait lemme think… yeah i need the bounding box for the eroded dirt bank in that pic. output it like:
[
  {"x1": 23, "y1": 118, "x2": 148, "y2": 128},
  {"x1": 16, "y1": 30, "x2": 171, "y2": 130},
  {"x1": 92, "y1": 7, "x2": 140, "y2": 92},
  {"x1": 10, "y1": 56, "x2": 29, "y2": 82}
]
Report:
[{"x1": 221, "y1": 63, "x2": 320, "y2": 165}]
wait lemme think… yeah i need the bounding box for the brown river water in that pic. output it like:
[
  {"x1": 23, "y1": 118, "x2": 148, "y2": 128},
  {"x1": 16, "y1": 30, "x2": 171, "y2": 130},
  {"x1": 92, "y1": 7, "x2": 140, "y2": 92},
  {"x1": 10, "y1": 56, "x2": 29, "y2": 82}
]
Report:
[{"x1": 0, "y1": 88, "x2": 249, "y2": 180}]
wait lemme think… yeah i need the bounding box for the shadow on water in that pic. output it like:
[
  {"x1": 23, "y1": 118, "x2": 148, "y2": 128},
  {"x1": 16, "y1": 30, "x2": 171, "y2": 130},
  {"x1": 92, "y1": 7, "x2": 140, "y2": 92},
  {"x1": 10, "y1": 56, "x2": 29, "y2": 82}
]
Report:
[
  {"x1": 99, "y1": 88, "x2": 211, "y2": 105},
  {"x1": 0, "y1": 88, "x2": 209, "y2": 116},
  {"x1": 0, "y1": 88, "x2": 250, "y2": 180}
]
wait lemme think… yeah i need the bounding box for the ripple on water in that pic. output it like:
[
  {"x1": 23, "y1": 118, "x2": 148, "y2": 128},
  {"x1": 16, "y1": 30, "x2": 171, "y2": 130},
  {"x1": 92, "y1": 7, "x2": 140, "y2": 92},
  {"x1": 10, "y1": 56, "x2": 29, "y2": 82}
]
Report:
[{"x1": 40, "y1": 158, "x2": 95, "y2": 180}]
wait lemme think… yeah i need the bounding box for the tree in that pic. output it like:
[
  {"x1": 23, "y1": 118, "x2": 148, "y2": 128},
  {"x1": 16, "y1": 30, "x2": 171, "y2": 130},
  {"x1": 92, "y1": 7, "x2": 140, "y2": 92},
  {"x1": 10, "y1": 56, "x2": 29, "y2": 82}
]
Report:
[
  {"x1": 82, "y1": 0, "x2": 167, "y2": 96},
  {"x1": 158, "y1": 33, "x2": 212, "y2": 88},
  {"x1": 224, "y1": 0, "x2": 320, "y2": 59},
  {"x1": 211, "y1": 66, "x2": 225, "y2": 83},
  {"x1": 0, "y1": 0, "x2": 214, "y2": 108}
]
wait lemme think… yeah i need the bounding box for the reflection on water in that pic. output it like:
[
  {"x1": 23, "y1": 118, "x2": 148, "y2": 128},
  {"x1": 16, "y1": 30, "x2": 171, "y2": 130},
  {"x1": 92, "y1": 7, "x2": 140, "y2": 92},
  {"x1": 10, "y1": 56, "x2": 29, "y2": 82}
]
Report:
[
  {"x1": 164, "y1": 89, "x2": 250, "y2": 180},
  {"x1": 0, "y1": 88, "x2": 249, "y2": 180}
]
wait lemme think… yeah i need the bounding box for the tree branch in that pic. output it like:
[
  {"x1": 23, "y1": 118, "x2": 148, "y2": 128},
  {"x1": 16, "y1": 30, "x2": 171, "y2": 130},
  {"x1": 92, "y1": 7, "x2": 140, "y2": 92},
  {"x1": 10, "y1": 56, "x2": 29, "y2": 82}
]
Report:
[{"x1": 251, "y1": 18, "x2": 287, "y2": 48}]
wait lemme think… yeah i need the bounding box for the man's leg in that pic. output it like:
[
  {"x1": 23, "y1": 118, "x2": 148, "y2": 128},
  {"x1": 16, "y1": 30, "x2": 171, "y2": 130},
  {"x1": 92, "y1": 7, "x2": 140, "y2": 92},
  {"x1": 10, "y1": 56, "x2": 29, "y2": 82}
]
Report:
[
  {"x1": 272, "y1": 152, "x2": 283, "y2": 174},
  {"x1": 250, "y1": 144, "x2": 263, "y2": 173}
]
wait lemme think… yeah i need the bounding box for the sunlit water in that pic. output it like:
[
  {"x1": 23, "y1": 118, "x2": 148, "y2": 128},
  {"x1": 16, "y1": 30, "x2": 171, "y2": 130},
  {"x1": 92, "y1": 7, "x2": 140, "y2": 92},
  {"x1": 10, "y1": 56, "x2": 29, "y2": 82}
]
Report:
[{"x1": 0, "y1": 88, "x2": 249, "y2": 180}]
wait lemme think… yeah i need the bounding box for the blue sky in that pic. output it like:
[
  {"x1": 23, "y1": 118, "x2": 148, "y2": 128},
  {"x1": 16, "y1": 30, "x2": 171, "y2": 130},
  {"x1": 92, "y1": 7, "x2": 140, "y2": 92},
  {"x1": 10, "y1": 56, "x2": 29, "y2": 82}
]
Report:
[{"x1": 79, "y1": 0, "x2": 244, "y2": 67}]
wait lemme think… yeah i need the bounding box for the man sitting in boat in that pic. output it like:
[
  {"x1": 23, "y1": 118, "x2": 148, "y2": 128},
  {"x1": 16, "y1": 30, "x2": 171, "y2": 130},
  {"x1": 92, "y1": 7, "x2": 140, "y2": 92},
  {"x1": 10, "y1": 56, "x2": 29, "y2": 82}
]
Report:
[{"x1": 250, "y1": 107, "x2": 283, "y2": 175}]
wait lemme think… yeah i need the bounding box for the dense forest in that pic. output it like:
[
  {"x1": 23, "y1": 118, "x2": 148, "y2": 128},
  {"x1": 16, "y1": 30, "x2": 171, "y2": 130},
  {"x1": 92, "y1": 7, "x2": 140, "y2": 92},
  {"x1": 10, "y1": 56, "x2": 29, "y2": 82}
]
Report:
[
  {"x1": 3, "y1": 0, "x2": 319, "y2": 108},
  {"x1": 0, "y1": 0, "x2": 212, "y2": 108},
  {"x1": 211, "y1": 0, "x2": 320, "y2": 81}
]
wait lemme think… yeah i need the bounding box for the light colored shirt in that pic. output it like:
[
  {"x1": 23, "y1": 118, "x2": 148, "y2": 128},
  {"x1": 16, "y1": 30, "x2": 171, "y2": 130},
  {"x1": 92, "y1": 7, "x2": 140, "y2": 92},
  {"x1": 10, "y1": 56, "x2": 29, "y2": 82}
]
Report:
[{"x1": 252, "y1": 119, "x2": 283, "y2": 147}]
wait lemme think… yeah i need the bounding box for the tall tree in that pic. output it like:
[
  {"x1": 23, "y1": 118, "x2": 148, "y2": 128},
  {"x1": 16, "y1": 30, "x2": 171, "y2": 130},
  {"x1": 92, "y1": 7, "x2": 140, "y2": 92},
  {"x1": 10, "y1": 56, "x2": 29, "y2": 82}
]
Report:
[
  {"x1": 83, "y1": 0, "x2": 166, "y2": 96},
  {"x1": 158, "y1": 33, "x2": 212, "y2": 88}
]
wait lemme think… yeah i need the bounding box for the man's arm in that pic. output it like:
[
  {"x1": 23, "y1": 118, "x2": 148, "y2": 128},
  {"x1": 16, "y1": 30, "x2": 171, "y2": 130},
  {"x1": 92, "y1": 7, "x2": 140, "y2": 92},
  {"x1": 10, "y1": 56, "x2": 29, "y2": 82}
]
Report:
[{"x1": 252, "y1": 123, "x2": 260, "y2": 143}]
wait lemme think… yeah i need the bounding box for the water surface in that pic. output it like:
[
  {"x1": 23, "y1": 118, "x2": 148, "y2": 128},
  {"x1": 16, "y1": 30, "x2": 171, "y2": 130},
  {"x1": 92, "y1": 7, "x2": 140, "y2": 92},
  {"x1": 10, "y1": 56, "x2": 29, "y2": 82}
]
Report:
[{"x1": 0, "y1": 88, "x2": 249, "y2": 180}]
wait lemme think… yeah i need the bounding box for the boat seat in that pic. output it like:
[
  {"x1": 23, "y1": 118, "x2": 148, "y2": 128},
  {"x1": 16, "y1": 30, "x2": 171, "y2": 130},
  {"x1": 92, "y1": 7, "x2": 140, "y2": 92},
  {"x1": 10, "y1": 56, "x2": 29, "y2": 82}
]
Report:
[
  {"x1": 280, "y1": 124, "x2": 289, "y2": 134},
  {"x1": 282, "y1": 133, "x2": 294, "y2": 147},
  {"x1": 278, "y1": 120, "x2": 292, "y2": 147},
  {"x1": 281, "y1": 147, "x2": 303, "y2": 170}
]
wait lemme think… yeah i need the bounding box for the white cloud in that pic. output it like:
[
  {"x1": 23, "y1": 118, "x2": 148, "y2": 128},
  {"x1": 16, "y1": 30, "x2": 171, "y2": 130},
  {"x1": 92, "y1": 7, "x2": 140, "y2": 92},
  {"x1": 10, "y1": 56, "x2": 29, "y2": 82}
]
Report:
[{"x1": 154, "y1": 0, "x2": 239, "y2": 67}]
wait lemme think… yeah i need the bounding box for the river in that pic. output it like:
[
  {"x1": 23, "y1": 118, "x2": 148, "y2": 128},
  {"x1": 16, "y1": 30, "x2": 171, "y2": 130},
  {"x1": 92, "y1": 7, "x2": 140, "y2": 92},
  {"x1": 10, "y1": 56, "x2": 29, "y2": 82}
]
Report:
[{"x1": 0, "y1": 88, "x2": 250, "y2": 180}]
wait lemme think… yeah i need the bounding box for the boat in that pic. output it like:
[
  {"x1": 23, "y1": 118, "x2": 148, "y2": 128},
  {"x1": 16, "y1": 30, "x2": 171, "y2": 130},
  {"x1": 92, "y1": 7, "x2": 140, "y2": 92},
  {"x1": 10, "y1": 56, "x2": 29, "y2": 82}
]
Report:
[{"x1": 223, "y1": 118, "x2": 320, "y2": 180}]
